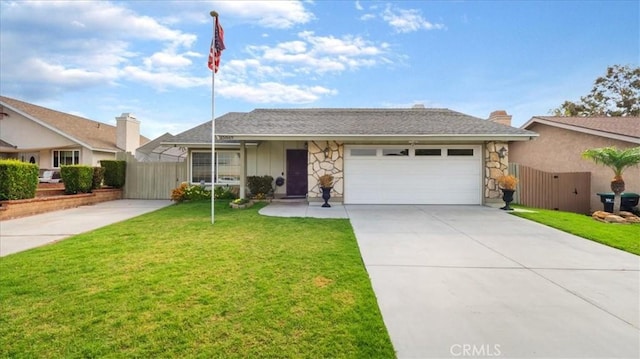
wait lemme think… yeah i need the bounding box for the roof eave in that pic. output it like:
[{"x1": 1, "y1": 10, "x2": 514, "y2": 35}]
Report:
[
  {"x1": 523, "y1": 117, "x2": 640, "y2": 144},
  {"x1": 160, "y1": 141, "x2": 258, "y2": 148},
  {"x1": 214, "y1": 134, "x2": 537, "y2": 142}
]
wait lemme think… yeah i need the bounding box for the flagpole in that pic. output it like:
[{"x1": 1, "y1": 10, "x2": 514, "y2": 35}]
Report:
[{"x1": 210, "y1": 10, "x2": 218, "y2": 225}]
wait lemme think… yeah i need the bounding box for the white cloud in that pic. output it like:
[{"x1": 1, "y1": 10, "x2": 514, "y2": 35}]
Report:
[
  {"x1": 143, "y1": 51, "x2": 193, "y2": 70},
  {"x1": 216, "y1": 1, "x2": 314, "y2": 29},
  {"x1": 122, "y1": 66, "x2": 208, "y2": 91},
  {"x1": 24, "y1": 58, "x2": 117, "y2": 87},
  {"x1": 355, "y1": 1, "x2": 364, "y2": 11},
  {"x1": 360, "y1": 14, "x2": 376, "y2": 21},
  {"x1": 0, "y1": 0, "x2": 390, "y2": 109},
  {"x1": 244, "y1": 31, "x2": 388, "y2": 75},
  {"x1": 0, "y1": 1, "x2": 203, "y2": 98},
  {"x1": 382, "y1": 5, "x2": 445, "y2": 33},
  {"x1": 219, "y1": 82, "x2": 336, "y2": 104}
]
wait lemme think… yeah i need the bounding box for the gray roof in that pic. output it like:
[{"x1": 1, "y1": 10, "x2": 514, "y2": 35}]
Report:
[
  {"x1": 167, "y1": 113, "x2": 245, "y2": 145},
  {"x1": 164, "y1": 108, "x2": 535, "y2": 145}
]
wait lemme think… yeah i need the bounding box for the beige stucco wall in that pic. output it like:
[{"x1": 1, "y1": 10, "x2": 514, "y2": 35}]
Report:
[
  {"x1": 91, "y1": 151, "x2": 118, "y2": 167},
  {"x1": 0, "y1": 109, "x2": 76, "y2": 150},
  {"x1": 509, "y1": 123, "x2": 640, "y2": 211}
]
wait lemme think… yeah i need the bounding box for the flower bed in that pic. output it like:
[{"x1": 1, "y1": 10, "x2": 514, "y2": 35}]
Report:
[{"x1": 230, "y1": 198, "x2": 253, "y2": 209}]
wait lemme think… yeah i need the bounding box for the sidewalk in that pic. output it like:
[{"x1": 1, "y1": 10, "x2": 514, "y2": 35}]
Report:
[{"x1": 0, "y1": 199, "x2": 173, "y2": 257}]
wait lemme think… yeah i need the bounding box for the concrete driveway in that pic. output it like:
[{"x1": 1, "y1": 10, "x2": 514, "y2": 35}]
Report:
[
  {"x1": 0, "y1": 200, "x2": 173, "y2": 257},
  {"x1": 346, "y1": 205, "x2": 640, "y2": 359}
]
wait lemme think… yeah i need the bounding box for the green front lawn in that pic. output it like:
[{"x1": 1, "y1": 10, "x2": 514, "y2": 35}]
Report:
[
  {"x1": 0, "y1": 201, "x2": 394, "y2": 358},
  {"x1": 511, "y1": 206, "x2": 640, "y2": 255}
]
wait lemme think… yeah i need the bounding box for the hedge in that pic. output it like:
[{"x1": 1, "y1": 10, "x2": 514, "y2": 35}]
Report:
[
  {"x1": 0, "y1": 159, "x2": 38, "y2": 200},
  {"x1": 61, "y1": 165, "x2": 93, "y2": 194},
  {"x1": 92, "y1": 166, "x2": 105, "y2": 190},
  {"x1": 100, "y1": 160, "x2": 126, "y2": 188}
]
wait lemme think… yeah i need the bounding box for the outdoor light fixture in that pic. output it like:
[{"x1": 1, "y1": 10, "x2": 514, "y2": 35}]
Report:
[
  {"x1": 324, "y1": 146, "x2": 330, "y2": 157},
  {"x1": 498, "y1": 146, "x2": 508, "y2": 159}
]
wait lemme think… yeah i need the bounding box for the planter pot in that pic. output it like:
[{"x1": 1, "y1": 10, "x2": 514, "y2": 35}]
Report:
[
  {"x1": 501, "y1": 189, "x2": 515, "y2": 211},
  {"x1": 321, "y1": 187, "x2": 332, "y2": 207}
]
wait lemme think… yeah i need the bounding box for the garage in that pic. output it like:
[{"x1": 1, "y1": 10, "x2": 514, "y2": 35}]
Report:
[{"x1": 344, "y1": 145, "x2": 482, "y2": 204}]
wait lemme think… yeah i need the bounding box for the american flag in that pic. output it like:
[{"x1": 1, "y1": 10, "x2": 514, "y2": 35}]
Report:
[{"x1": 208, "y1": 16, "x2": 225, "y2": 73}]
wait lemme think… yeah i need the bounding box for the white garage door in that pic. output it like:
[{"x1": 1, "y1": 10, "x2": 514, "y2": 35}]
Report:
[{"x1": 344, "y1": 146, "x2": 482, "y2": 204}]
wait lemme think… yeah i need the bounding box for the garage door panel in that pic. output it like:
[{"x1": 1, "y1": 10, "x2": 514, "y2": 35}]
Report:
[{"x1": 345, "y1": 146, "x2": 481, "y2": 204}]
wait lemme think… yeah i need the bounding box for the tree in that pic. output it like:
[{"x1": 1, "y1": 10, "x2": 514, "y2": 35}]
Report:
[
  {"x1": 552, "y1": 65, "x2": 640, "y2": 117},
  {"x1": 581, "y1": 146, "x2": 640, "y2": 214}
]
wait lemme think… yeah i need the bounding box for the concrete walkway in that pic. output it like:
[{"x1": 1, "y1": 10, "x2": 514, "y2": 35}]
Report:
[
  {"x1": 0, "y1": 199, "x2": 173, "y2": 257},
  {"x1": 259, "y1": 201, "x2": 348, "y2": 219},
  {"x1": 346, "y1": 205, "x2": 640, "y2": 359}
]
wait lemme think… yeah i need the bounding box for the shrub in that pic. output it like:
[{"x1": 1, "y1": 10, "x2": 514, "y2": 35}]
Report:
[
  {"x1": 92, "y1": 167, "x2": 105, "y2": 190},
  {"x1": 0, "y1": 159, "x2": 38, "y2": 200},
  {"x1": 214, "y1": 186, "x2": 237, "y2": 200},
  {"x1": 171, "y1": 183, "x2": 189, "y2": 202},
  {"x1": 185, "y1": 184, "x2": 212, "y2": 201},
  {"x1": 61, "y1": 165, "x2": 93, "y2": 194},
  {"x1": 100, "y1": 160, "x2": 126, "y2": 188},
  {"x1": 247, "y1": 175, "x2": 274, "y2": 197},
  {"x1": 171, "y1": 183, "x2": 213, "y2": 202}
]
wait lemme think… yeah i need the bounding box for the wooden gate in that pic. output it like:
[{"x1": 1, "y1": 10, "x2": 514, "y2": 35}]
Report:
[
  {"x1": 117, "y1": 152, "x2": 187, "y2": 199},
  {"x1": 509, "y1": 164, "x2": 591, "y2": 214}
]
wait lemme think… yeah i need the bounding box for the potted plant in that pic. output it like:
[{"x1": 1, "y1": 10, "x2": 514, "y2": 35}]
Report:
[
  {"x1": 319, "y1": 174, "x2": 334, "y2": 208},
  {"x1": 497, "y1": 175, "x2": 518, "y2": 211}
]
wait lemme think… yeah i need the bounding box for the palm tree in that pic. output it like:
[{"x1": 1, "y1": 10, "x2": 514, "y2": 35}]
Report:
[{"x1": 582, "y1": 146, "x2": 640, "y2": 213}]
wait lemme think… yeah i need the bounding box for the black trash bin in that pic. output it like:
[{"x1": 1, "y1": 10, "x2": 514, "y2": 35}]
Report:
[{"x1": 596, "y1": 192, "x2": 640, "y2": 212}]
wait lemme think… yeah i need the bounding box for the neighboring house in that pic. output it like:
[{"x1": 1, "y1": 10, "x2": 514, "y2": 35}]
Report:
[
  {"x1": 0, "y1": 96, "x2": 149, "y2": 171},
  {"x1": 509, "y1": 116, "x2": 640, "y2": 212},
  {"x1": 162, "y1": 107, "x2": 536, "y2": 205}
]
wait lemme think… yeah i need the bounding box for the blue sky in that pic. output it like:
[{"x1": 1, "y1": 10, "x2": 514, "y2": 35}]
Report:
[{"x1": 1, "y1": 0, "x2": 638, "y2": 139}]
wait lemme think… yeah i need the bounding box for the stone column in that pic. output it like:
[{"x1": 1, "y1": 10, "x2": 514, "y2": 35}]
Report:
[
  {"x1": 307, "y1": 140, "x2": 343, "y2": 199},
  {"x1": 485, "y1": 141, "x2": 509, "y2": 202}
]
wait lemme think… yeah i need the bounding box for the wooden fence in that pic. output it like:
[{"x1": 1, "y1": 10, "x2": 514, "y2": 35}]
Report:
[
  {"x1": 509, "y1": 163, "x2": 591, "y2": 214},
  {"x1": 117, "y1": 152, "x2": 187, "y2": 199}
]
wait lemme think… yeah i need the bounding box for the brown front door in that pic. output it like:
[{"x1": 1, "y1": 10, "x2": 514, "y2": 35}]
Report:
[{"x1": 286, "y1": 149, "x2": 308, "y2": 196}]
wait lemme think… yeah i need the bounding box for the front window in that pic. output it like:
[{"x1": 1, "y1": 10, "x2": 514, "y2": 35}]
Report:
[
  {"x1": 52, "y1": 150, "x2": 80, "y2": 168},
  {"x1": 191, "y1": 152, "x2": 212, "y2": 183},
  {"x1": 191, "y1": 151, "x2": 240, "y2": 184}
]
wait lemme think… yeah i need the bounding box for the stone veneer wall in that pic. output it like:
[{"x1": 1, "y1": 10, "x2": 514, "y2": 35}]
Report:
[
  {"x1": 485, "y1": 141, "x2": 509, "y2": 201},
  {"x1": 307, "y1": 141, "x2": 344, "y2": 199}
]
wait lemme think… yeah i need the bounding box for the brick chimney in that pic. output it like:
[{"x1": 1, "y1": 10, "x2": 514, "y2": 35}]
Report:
[
  {"x1": 488, "y1": 110, "x2": 512, "y2": 127},
  {"x1": 116, "y1": 113, "x2": 140, "y2": 153}
]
